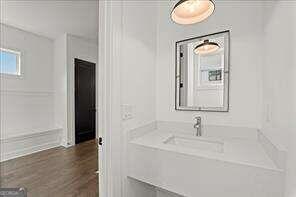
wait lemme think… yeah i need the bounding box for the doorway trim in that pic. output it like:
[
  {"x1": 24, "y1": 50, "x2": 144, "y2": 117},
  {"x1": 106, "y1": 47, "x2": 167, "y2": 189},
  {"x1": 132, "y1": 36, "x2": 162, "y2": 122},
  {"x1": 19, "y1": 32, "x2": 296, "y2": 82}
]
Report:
[
  {"x1": 98, "y1": 0, "x2": 124, "y2": 197},
  {"x1": 65, "y1": 34, "x2": 99, "y2": 147}
]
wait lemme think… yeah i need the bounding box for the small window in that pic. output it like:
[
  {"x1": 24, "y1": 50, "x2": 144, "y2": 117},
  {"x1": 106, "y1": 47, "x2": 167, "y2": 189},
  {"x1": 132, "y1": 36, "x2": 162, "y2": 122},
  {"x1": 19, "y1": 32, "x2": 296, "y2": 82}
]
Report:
[{"x1": 0, "y1": 48, "x2": 21, "y2": 76}]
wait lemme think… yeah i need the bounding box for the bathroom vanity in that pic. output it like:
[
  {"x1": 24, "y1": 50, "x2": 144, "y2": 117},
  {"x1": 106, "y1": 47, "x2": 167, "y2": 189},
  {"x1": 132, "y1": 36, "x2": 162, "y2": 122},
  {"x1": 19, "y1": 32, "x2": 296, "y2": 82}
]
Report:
[{"x1": 127, "y1": 123, "x2": 284, "y2": 197}]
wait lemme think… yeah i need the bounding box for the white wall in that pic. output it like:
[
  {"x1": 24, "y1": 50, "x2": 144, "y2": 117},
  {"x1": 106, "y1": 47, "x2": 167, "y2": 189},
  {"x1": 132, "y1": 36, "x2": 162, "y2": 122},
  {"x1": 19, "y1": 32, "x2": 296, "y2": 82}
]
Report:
[
  {"x1": 0, "y1": 24, "x2": 55, "y2": 138},
  {"x1": 121, "y1": 1, "x2": 157, "y2": 132},
  {"x1": 261, "y1": 2, "x2": 295, "y2": 151},
  {"x1": 66, "y1": 34, "x2": 98, "y2": 145},
  {"x1": 53, "y1": 34, "x2": 68, "y2": 146},
  {"x1": 120, "y1": 1, "x2": 157, "y2": 197},
  {"x1": 261, "y1": 2, "x2": 296, "y2": 197},
  {"x1": 156, "y1": 1, "x2": 264, "y2": 128},
  {"x1": 287, "y1": 7, "x2": 296, "y2": 194},
  {"x1": 0, "y1": 24, "x2": 61, "y2": 161}
]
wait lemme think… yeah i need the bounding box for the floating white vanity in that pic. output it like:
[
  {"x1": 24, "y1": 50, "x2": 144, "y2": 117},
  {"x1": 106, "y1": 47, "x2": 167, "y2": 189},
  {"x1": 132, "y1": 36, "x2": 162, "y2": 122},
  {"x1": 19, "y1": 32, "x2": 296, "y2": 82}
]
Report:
[{"x1": 127, "y1": 122, "x2": 285, "y2": 197}]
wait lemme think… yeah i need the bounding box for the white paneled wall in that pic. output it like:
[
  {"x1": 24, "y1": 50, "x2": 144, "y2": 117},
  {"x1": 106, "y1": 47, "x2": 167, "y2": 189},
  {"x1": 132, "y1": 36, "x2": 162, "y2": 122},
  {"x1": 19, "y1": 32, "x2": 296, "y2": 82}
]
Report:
[
  {"x1": 0, "y1": 91, "x2": 54, "y2": 138},
  {"x1": 0, "y1": 24, "x2": 60, "y2": 161},
  {"x1": 0, "y1": 24, "x2": 55, "y2": 137}
]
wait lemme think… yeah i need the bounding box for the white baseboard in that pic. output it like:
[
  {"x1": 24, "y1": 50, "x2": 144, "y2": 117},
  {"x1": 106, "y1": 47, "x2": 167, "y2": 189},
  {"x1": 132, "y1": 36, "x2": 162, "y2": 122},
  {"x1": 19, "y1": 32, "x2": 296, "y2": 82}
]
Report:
[
  {"x1": 61, "y1": 140, "x2": 75, "y2": 148},
  {"x1": 0, "y1": 128, "x2": 62, "y2": 162}
]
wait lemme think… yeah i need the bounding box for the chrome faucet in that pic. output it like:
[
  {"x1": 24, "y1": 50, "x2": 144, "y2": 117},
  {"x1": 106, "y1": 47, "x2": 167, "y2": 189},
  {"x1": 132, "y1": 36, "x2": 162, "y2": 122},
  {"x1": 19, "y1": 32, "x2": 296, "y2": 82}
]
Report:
[{"x1": 194, "y1": 116, "x2": 202, "y2": 136}]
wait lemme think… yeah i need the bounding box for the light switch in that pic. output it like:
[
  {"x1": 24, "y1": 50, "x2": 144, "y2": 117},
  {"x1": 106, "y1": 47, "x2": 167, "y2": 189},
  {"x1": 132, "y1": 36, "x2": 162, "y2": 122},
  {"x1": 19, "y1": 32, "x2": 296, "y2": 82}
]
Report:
[{"x1": 121, "y1": 104, "x2": 133, "y2": 120}]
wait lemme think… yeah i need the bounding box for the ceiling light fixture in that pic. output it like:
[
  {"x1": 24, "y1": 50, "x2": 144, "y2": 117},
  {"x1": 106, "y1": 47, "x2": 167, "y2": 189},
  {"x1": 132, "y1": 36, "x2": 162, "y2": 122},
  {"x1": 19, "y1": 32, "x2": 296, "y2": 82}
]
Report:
[
  {"x1": 194, "y1": 39, "x2": 220, "y2": 55},
  {"x1": 171, "y1": 0, "x2": 215, "y2": 25}
]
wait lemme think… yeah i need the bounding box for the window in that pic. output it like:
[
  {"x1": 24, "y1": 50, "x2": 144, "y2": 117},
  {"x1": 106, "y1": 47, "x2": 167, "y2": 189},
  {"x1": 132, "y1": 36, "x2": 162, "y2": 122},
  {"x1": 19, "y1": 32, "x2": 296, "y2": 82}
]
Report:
[
  {"x1": 0, "y1": 48, "x2": 21, "y2": 76},
  {"x1": 208, "y1": 69, "x2": 222, "y2": 81}
]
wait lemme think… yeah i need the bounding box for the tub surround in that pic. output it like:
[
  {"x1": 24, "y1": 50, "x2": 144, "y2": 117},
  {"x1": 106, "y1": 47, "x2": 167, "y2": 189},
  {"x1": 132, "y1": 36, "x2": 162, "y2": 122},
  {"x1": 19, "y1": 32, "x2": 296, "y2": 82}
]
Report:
[{"x1": 127, "y1": 121, "x2": 285, "y2": 197}]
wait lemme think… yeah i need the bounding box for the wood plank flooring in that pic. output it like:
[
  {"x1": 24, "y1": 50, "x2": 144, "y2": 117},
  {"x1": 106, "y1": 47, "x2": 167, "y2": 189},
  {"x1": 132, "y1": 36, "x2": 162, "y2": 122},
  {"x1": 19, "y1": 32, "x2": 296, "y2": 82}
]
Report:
[{"x1": 0, "y1": 140, "x2": 98, "y2": 197}]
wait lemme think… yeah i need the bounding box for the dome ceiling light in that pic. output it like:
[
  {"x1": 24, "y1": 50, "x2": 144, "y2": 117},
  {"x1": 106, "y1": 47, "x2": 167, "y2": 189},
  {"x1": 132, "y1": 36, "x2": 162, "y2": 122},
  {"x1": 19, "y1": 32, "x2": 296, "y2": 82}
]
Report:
[
  {"x1": 194, "y1": 39, "x2": 220, "y2": 55},
  {"x1": 171, "y1": 0, "x2": 215, "y2": 25}
]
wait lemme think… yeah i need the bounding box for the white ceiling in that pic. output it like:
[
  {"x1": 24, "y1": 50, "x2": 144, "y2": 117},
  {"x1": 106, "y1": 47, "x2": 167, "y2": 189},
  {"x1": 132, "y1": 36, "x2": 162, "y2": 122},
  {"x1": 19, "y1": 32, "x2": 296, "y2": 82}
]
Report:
[{"x1": 0, "y1": 0, "x2": 98, "y2": 41}]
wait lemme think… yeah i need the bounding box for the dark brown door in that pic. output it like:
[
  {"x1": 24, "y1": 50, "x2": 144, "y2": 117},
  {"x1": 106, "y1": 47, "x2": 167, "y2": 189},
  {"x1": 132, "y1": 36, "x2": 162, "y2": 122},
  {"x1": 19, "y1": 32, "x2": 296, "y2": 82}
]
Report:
[{"x1": 75, "y1": 58, "x2": 96, "y2": 144}]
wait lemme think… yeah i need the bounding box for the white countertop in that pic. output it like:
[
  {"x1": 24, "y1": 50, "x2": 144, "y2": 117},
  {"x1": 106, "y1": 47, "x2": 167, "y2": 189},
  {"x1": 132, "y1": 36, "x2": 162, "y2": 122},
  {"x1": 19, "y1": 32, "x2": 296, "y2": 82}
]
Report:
[{"x1": 130, "y1": 129, "x2": 282, "y2": 172}]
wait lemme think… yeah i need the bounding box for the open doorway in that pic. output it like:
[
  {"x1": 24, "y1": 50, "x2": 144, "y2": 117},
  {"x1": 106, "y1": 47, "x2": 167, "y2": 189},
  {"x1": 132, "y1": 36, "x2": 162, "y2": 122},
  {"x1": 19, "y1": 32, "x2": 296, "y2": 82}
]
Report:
[{"x1": 0, "y1": 1, "x2": 100, "y2": 196}]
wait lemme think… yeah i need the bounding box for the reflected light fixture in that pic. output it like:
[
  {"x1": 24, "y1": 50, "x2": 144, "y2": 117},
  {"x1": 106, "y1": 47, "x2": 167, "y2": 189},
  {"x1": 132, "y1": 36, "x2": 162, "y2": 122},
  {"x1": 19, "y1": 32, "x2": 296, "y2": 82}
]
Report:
[
  {"x1": 171, "y1": 0, "x2": 215, "y2": 25},
  {"x1": 194, "y1": 39, "x2": 220, "y2": 55}
]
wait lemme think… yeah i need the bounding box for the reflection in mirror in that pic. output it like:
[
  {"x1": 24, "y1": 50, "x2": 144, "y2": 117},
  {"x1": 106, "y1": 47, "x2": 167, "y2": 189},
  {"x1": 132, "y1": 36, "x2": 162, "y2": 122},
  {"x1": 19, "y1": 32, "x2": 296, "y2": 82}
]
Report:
[{"x1": 176, "y1": 31, "x2": 230, "y2": 111}]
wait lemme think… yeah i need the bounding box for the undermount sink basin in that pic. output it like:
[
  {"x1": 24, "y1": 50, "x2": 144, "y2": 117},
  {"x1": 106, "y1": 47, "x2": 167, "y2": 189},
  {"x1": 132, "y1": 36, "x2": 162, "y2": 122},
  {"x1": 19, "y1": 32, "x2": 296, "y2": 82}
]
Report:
[{"x1": 164, "y1": 135, "x2": 224, "y2": 153}]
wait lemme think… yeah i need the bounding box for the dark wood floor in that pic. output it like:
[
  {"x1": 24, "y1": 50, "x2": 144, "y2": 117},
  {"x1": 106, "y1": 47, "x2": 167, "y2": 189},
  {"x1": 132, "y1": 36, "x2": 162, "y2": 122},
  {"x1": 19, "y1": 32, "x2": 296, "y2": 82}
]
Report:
[{"x1": 0, "y1": 140, "x2": 98, "y2": 197}]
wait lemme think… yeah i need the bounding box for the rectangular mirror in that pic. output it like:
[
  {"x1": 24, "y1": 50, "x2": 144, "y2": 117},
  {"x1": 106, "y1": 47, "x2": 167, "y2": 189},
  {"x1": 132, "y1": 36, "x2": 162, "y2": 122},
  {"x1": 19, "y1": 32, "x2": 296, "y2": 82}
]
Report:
[{"x1": 175, "y1": 31, "x2": 230, "y2": 112}]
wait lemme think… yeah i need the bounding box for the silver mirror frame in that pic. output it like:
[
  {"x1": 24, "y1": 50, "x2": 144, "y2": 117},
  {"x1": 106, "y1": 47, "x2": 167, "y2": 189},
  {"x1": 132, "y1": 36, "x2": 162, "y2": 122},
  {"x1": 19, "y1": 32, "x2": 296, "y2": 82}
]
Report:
[{"x1": 175, "y1": 30, "x2": 230, "y2": 112}]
